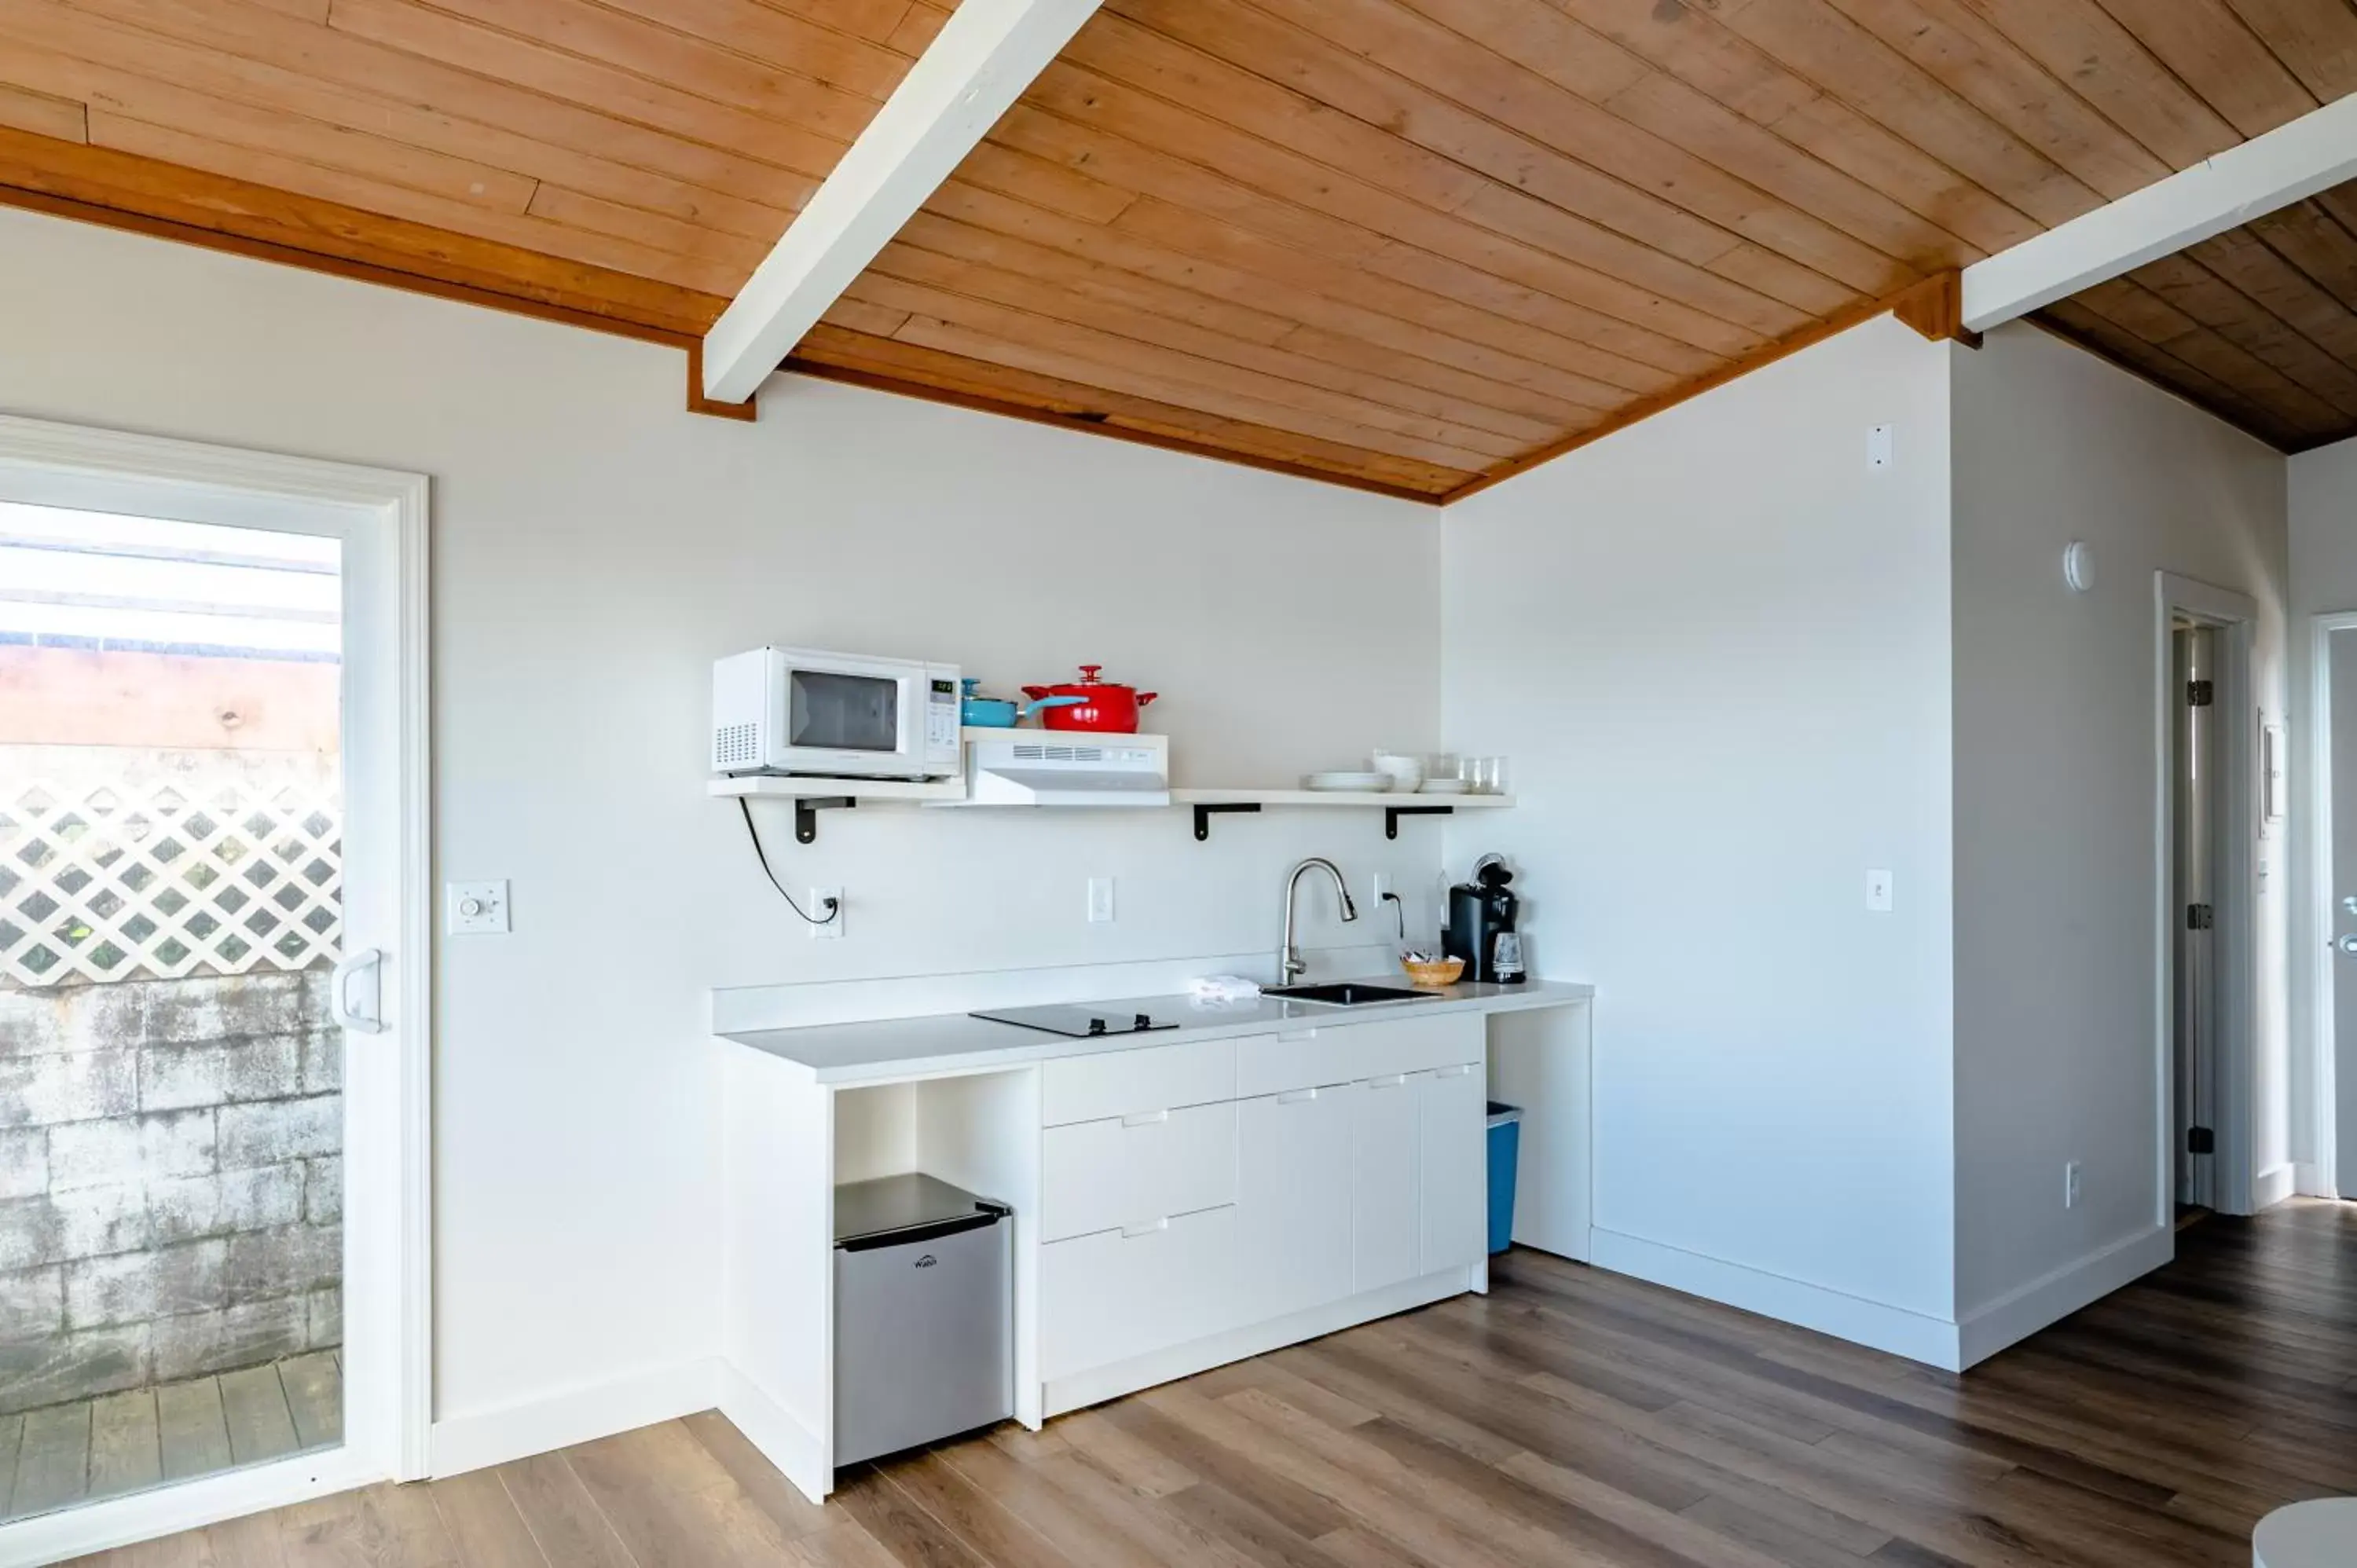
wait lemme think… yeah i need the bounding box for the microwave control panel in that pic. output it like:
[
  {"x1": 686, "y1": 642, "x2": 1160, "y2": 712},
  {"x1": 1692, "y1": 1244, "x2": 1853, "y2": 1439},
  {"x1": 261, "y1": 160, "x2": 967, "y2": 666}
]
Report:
[{"x1": 926, "y1": 675, "x2": 962, "y2": 758}]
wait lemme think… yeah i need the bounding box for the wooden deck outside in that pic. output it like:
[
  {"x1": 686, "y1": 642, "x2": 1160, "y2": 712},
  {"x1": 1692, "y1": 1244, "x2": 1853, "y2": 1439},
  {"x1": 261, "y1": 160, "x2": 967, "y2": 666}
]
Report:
[{"x1": 0, "y1": 1351, "x2": 340, "y2": 1525}]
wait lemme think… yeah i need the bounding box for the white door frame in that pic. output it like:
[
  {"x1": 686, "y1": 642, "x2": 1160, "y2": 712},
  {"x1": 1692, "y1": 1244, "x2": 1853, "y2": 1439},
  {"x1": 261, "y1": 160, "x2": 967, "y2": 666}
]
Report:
[
  {"x1": 0, "y1": 414, "x2": 431, "y2": 1566},
  {"x1": 2306, "y1": 610, "x2": 2357, "y2": 1202},
  {"x1": 2154, "y1": 573, "x2": 2259, "y2": 1219}
]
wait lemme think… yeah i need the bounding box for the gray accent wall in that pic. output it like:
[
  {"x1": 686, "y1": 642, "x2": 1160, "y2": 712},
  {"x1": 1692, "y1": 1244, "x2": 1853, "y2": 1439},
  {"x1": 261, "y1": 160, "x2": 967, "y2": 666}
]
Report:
[{"x1": 0, "y1": 970, "x2": 341, "y2": 1414}]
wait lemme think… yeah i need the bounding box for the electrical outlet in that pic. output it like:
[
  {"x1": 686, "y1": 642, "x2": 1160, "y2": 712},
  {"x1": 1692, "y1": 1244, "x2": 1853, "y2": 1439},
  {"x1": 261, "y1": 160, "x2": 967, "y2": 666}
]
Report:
[
  {"x1": 809, "y1": 888, "x2": 843, "y2": 940},
  {"x1": 446, "y1": 881, "x2": 509, "y2": 934},
  {"x1": 1866, "y1": 869, "x2": 1893, "y2": 913},
  {"x1": 1371, "y1": 872, "x2": 1392, "y2": 903},
  {"x1": 1087, "y1": 877, "x2": 1116, "y2": 924},
  {"x1": 2064, "y1": 1160, "x2": 2083, "y2": 1209}
]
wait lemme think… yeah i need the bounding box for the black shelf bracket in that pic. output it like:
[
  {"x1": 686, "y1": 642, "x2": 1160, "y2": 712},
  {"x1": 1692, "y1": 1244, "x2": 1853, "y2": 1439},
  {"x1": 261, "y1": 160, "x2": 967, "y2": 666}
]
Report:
[
  {"x1": 793, "y1": 796, "x2": 856, "y2": 844},
  {"x1": 1193, "y1": 801, "x2": 1262, "y2": 841},
  {"x1": 1384, "y1": 804, "x2": 1454, "y2": 840}
]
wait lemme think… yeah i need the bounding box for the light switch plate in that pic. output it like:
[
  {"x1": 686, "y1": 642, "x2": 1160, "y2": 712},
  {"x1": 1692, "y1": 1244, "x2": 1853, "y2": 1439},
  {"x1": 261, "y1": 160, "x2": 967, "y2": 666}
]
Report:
[
  {"x1": 1868, "y1": 423, "x2": 1893, "y2": 470},
  {"x1": 1087, "y1": 877, "x2": 1116, "y2": 924},
  {"x1": 1865, "y1": 869, "x2": 1893, "y2": 913},
  {"x1": 446, "y1": 881, "x2": 509, "y2": 934}
]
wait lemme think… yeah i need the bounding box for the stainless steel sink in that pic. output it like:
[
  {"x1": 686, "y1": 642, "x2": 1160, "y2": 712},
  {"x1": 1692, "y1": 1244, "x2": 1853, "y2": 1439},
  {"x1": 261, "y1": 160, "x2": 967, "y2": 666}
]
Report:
[{"x1": 1262, "y1": 981, "x2": 1439, "y2": 1006}]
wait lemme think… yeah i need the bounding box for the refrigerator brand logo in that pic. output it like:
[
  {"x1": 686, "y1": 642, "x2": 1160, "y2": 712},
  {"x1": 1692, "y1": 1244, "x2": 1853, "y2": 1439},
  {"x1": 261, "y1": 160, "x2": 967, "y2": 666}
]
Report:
[{"x1": 914, "y1": 1255, "x2": 938, "y2": 1268}]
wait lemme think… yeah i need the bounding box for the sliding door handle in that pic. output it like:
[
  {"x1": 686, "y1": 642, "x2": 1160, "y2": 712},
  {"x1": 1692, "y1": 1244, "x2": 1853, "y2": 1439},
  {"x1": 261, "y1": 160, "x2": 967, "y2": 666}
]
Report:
[{"x1": 331, "y1": 948, "x2": 388, "y2": 1034}]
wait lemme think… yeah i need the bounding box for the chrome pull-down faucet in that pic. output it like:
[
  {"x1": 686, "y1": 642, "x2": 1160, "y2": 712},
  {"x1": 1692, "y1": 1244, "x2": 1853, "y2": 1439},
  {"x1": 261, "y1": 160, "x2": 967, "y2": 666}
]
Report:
[{"x1": 1280, "y1": 857, "x2": 1358, "y2": 984}]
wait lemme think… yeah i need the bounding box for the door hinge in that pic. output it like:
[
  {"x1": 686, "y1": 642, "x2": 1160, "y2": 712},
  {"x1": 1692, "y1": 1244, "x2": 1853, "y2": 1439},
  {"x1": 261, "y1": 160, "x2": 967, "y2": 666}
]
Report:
[
  {"x1": 2187, "y1": 1126, "x2": 2216, "y2": 1155},
  {"x1": 2187, "y1": 679, "x2": 2215, "y2": 707},
  {"x1": 2187, "y1": 903, "x2": 2214, "y2": 930}
]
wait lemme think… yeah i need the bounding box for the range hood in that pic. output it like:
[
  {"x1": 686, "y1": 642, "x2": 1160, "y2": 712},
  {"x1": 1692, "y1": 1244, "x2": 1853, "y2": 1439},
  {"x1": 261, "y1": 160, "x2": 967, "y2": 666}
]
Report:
[{"x1": 962, "y1": 732, "x2": 1170, "y2": 807}]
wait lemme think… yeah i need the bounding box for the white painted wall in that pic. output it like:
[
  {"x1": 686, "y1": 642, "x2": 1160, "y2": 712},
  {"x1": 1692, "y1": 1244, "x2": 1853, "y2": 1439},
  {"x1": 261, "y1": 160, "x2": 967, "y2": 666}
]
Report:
[
  {"x1": 1949, "y1": 324, "x2": 2289, "y2": 1324},
  {"x1": 0, "y1": 207, "x2": 1446, "y2": 1449},
  {"x1": 1442, "y1": 317, "x2": 1963, "y2": 1359},
  {"x1": 2289, "y1": 434, "x2": 2357, "y2": 1196}
]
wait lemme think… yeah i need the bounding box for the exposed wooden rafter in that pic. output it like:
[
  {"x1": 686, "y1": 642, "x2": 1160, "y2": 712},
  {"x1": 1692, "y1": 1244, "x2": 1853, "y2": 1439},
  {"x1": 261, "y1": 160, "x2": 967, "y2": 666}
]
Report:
[
  {"x1": 1963, "y1": 93, "x2": 2357, "y2": 335},
  {"x1": 698, "y1": 0, "x2": 1105, "y2": 407}
]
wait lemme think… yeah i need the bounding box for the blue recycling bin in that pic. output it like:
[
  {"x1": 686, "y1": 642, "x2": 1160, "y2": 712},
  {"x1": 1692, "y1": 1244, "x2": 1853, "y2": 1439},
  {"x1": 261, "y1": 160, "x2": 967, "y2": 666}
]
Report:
[{"x1": 1486, "y1": 1101, "x2": 1523, "y2": 1255}]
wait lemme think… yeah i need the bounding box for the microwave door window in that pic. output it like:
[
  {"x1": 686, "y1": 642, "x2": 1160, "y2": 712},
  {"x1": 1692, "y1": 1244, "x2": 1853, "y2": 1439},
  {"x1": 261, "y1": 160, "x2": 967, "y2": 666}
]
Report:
[{"x1": 790, "y1": 670, "x2": 900, "y2": 752}]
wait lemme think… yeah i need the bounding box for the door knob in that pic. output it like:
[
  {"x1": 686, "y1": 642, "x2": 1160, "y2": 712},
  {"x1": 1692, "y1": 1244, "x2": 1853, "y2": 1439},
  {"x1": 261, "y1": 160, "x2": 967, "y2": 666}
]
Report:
[{"x1": 2337, "y1": 935, "x2": 2357, "y2": 957}]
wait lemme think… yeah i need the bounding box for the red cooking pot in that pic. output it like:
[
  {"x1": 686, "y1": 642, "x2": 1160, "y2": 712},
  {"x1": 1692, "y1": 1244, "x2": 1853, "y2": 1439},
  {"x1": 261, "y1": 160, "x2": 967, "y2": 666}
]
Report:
[{"x1": 1021, "y1": 665, "x2": 1159, "y2": 733}]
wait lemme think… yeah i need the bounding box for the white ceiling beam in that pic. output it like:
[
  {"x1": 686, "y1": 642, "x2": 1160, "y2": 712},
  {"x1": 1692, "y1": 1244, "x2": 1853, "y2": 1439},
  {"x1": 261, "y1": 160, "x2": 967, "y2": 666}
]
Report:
[
  {"x1": 1961, "y1": 93, "x2": 2357, "y2": 334},
  {"x1": 699, "y1": 0, "x2": 1102, "y2": 406}
]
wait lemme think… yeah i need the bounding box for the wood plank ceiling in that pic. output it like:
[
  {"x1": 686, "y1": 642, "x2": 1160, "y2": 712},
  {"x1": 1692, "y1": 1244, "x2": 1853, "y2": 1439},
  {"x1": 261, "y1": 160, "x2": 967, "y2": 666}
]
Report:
[
  {"x1": 1, "y1": 1, "x2": 2354, "y2": 498},
  {"x1": 2036, "y1": 174, "x2": 2357, "y2": 452}
]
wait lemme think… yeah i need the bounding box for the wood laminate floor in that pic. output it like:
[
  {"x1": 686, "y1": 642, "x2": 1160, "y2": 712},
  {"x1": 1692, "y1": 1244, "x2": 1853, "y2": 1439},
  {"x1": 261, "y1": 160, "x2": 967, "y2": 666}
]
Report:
[
  {"x1": 62, "y1": 1201, "x2": 2357, "y2": 1567},
  {"x1": 4, "y1": 1354, "x2": 340, "y2": 1526}
]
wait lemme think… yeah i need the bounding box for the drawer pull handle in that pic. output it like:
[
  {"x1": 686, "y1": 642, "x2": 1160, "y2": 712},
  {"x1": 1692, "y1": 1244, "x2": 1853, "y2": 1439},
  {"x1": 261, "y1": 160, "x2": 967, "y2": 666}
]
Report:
[
  {"x1": 1369, "y1": 1073, "x2": 1408, "y2": 1090},
  {"x1": 1120, "y1": 1109, "x2": 1171, "y2": 1128},
  {"x1": 1120, "y1": 1218, "x2": 1169, "y2": 1240},
  {"x1": 1435, "y1": 1064, "x2": 1474, "y2": 1079},
  {"x1": 1277, "y1": 1088, "x2": 1320, "y2": 1105}
]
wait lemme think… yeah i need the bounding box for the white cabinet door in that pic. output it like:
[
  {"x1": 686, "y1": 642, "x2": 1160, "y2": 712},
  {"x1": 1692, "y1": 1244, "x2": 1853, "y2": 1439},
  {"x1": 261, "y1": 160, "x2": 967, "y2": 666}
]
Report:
[
  {"x1": 1352, "y1": 1070, "x2": 1426, "y2": 1292},
  {"x1": 1039, "y1": 1205, "x2": 1238, "y2": 1382},
  {"x1": 1418, "y1": 1062, "x2": 1486, "y2": 1275},
  {"x1": 1238, "y1": 1082, "x2": 1357, "y2": 1324}
]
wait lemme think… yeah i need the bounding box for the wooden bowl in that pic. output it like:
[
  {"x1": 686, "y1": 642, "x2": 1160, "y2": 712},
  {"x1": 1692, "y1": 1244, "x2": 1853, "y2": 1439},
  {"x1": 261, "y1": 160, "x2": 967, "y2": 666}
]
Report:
[{"x1": 1400, "y1": 957, "x2": 1465, "y2": 989}]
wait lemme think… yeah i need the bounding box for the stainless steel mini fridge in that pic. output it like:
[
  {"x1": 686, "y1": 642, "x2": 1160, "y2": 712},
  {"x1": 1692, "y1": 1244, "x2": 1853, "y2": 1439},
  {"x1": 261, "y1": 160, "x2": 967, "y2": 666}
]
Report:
[{"x1": 833, "y1": 1173, "x2": 1013, "y2": 1465}]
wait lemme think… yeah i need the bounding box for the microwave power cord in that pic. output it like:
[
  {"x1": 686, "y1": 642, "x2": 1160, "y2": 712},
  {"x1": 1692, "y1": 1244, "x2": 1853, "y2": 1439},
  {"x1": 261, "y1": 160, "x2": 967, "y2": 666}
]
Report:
[{"x1": 738, "y1": 797, "x2": 841, "y2": 926}]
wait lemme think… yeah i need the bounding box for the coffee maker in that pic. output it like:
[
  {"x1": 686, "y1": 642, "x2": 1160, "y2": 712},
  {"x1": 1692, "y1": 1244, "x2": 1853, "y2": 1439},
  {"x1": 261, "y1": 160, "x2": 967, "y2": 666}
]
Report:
[{"x1": 1443, "y1": 855, "x2": 1525, "y2": 984}]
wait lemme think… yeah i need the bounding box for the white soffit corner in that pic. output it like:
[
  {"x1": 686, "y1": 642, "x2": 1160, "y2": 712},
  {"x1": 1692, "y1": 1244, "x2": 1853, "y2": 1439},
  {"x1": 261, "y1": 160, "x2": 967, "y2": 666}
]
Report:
[
  {"x1": 1961, "y1": 93, "x2": 2357, "y2": 334},
  {"x1": 699, "y1": 0, "x2": 1103, "y2": 405}
]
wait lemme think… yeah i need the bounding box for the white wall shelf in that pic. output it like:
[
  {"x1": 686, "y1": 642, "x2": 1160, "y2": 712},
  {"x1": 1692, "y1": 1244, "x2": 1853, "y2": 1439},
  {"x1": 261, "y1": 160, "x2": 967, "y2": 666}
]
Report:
[
  {"x1": 1168, "y1": 789, "x2": 1513, "y2": 843},
  {"x1": 709, "y1": 771, "x2": 1512, "y2": 845},
  {"x1": 709, "y1": 775, "x2": 967, "y2": 803},
  {"x1": 1169, "y1": 789, "x2": 1514, "y2": 809}
]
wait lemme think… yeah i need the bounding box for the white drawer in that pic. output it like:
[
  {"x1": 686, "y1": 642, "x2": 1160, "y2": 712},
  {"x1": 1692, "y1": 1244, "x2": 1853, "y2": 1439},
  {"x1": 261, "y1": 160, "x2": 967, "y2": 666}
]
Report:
[
  {"x1": 1043, "y1": 1036, "x2": 1237, "y2": 1127},
  {"x1": 1238, "y1": 1012, "x2": 1483, "y2": 1097},
  {"x1": 1040, "y1": 1101, "x2": 1237, "y2": 1243},
  {"x1": 1039, "y1": 1204, "x2": 1238, "y2": 1381}
]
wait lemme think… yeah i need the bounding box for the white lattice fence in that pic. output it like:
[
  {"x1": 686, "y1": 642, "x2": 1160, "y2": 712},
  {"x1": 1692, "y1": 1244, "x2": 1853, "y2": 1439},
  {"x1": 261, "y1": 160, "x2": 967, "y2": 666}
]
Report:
[{"x1": 0, "y1": 747, "x2": 341, "y2": 987}]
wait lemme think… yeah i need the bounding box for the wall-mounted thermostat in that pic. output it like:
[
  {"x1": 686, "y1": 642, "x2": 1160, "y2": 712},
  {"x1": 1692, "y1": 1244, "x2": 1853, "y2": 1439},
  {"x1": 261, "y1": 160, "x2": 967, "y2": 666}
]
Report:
[{"x1": 2063, "y1": 540, "x2": 2096, "y2": 594}]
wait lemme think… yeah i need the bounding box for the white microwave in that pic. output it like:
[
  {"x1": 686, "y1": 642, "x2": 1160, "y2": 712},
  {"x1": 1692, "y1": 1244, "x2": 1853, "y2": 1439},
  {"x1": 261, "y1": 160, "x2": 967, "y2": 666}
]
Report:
[{"x1": 711, "y1": 647, "x2": 963, "y2": 779}]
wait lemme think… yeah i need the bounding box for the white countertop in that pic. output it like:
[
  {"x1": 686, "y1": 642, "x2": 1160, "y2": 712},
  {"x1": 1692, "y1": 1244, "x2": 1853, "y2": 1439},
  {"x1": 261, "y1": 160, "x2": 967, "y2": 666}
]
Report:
[{"x1": 718, "y1": 978, "x2": 1595, "y2": 1086}]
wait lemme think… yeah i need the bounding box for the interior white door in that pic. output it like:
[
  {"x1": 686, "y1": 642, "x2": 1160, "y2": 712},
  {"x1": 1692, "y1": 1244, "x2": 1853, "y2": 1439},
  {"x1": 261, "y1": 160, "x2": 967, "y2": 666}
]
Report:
[
  {"x1": 1352, "y1": 1071, "x2": 1424, "y2": 1291},
  {"x1": 2172, "y1": 625, "x2": 2219, "y2": 1209},
  {"x1": 1238, "y1": 1083, "x2": 1356, "y2": 1322},
  {"x1": 2332, "y1": 626, "x2": 2357, "y2": 1199}
]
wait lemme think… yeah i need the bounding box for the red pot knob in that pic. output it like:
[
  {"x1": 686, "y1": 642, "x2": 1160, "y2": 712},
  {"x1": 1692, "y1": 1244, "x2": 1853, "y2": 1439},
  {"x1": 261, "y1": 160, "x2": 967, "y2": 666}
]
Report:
[{"x1": 1078, "y1": 665, "x2": 1102, "y2": 682}]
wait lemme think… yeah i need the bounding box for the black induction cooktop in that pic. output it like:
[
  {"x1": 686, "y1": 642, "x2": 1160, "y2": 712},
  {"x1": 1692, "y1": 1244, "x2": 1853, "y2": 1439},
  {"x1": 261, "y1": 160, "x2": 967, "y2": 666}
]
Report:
[{"x1": 970, "y1": 1002, "x2": 1182, "y2": 1039}]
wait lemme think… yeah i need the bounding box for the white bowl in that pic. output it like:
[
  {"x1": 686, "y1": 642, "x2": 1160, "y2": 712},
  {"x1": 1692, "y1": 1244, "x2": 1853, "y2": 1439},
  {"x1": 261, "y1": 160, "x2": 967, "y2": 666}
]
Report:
[
  {"x1": 1417, "y1": 779, "x2": 1470, "y2": 794},
  {"x1": 1371, "y1": 751, "x2": 1424, "y2": 789}
]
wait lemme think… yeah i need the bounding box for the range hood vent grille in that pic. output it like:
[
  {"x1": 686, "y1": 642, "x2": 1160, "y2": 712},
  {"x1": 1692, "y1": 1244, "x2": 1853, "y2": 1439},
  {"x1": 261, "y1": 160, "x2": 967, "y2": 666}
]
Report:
[{"x1": 1011, "y1": 743, "x2": 1108, "y2": 764}]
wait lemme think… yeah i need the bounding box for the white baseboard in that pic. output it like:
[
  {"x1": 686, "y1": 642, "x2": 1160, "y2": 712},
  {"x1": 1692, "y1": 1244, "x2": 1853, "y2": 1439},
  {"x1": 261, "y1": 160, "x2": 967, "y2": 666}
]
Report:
[
  {"x1": 2255, "y1": 1163, "x2": 2300, "y2": 1210},
  {"x1": 429, "y1": 1357, "x2": 721, "y2": 1478},
  {"x1": 716, "y1": 1361, "x2": 829, "y2": 1505},
  {"x1": 1589, "y1": 1229, "x2": 1963, "y2": 1370},
  {"x1": 2296, "y1": 1160, "x2": 2333, "y2": 1198},
  {"x1": 1043, "y1": 1266, "x2": 1475, "y2": 1418},
  {"x1": 1955, "y1": 1225, "x2": 2173, "y2": 1370}
]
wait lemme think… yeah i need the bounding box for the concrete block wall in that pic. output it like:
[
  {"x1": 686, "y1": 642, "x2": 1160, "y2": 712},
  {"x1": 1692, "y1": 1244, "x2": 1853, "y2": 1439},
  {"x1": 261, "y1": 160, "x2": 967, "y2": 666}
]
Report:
[{"x1": 0, "y1": 969, "x2": 341, "y2": 1413}]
